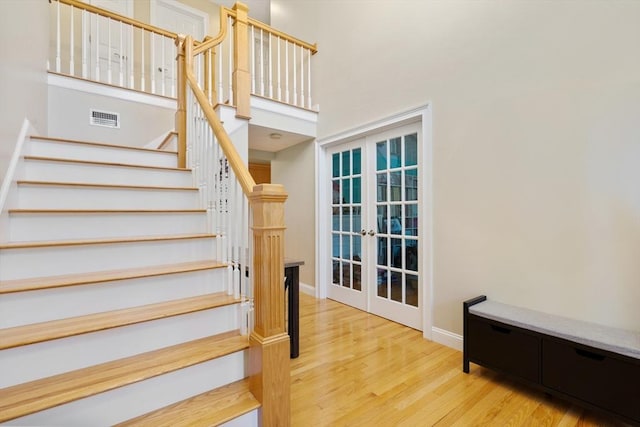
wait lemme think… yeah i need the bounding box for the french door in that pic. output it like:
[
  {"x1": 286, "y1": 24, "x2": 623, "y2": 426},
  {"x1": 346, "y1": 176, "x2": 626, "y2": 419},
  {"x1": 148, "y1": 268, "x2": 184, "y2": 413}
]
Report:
[{"x1": 328, "y1": 123, "x2": 423, "y2": 329}]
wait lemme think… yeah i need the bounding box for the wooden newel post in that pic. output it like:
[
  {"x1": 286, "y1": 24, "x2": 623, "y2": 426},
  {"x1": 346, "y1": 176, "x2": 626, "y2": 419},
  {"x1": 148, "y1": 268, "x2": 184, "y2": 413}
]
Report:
[
  {"x1": 175, "y1": 35, "x2": 187, "y2": 169},
  {"x1": 232, "y1": 2, "x2": 251, "y2": 119},
  {"x1": 249, "y1": 184, "x2": 290, "y2": 426}
]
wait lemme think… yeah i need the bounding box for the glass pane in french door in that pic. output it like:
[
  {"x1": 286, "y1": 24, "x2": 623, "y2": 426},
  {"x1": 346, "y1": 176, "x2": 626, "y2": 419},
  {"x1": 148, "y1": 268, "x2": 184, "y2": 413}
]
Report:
[
  {"x1": 375, "y1": 132, "x2": 419, "y2": 308},
  {"x1": 331, "y1": 147, "x2": 363, "y2": 292}
]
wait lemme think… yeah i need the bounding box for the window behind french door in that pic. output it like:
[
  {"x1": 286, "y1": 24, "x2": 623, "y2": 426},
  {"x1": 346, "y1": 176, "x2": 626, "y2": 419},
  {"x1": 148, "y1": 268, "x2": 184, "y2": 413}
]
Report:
[{"x1": 328, "y1": 122, "x2": 423, "y2": 330}]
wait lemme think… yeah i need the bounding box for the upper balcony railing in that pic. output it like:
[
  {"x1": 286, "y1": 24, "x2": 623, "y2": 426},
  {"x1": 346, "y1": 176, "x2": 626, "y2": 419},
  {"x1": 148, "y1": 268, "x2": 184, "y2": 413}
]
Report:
[{"x1": 49, "y1": 0, "x2": 318, "y2": 112}]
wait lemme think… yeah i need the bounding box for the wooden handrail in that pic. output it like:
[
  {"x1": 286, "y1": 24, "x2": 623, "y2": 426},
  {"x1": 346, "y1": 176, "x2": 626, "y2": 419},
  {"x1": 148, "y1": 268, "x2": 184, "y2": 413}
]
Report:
[
  {"x1": 247, "y1": 17, "x2": 318, "y2": 54},
  {"x1": 192, "y1": 7, "x2": 234, "y2": 56},
  {"x1": 54, "y1": 0, "x2": 179, "y2": 40},
  {"x1": 192, "y1": 6, "x2": 318, "y2": 56},
  {"x1": 185, "y1": 68, "x2": 257, "y2": 196}
]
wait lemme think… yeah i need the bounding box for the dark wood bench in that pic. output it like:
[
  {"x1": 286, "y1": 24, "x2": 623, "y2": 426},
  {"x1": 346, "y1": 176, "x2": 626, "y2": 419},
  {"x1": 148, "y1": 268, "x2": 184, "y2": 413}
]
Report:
[{"x1": 463, "y1": 295, "x2": 640, "y2": 425}]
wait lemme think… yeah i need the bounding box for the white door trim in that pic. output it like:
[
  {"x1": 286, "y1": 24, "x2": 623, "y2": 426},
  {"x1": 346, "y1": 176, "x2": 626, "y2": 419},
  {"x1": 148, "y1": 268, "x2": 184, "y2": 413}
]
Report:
[
  {"x1": 150, "y1": 0, "x2": 209, "y2": 39},
  {"x1": 315, "y1": 104, "x2": 433, "y2": 338}
]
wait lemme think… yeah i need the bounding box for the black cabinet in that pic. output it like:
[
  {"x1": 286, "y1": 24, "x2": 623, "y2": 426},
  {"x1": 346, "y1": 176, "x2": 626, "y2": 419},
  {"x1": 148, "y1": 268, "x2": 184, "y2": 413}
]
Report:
[
  {"x1": 463, "y1": 296, "x2": 640, "y2": 426},
  {"x1": 467, "y1": 316, "x2": 540, "y2": 383},
  {"x1": 542, "y1": 338, "x2": 640, "y2": 422}
]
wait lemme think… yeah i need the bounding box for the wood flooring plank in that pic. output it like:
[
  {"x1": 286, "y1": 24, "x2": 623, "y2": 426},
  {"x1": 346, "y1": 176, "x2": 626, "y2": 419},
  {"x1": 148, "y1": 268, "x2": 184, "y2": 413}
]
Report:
[
  {"x1": 291, "y1": 294, "x2": 628, "y2": 427},
  {"x1": 0, "y1": 331, "x2": 248, "y2": 423}
]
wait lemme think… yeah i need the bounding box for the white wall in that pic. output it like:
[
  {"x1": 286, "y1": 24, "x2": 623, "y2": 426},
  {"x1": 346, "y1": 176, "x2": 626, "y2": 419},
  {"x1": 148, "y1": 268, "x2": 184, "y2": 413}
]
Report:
[
  {"x1": 0, "y1": 0, "x2": 48, "y2": 188},
  {"x1": 271, "y1": 140, "x2": 315, "y2": 287},
  {"x1": 272, "y1": 0, "x2": 640, "y2": 335},
  {"x1": 48, "y1": 85, "x2": 175, "y2": 147}
]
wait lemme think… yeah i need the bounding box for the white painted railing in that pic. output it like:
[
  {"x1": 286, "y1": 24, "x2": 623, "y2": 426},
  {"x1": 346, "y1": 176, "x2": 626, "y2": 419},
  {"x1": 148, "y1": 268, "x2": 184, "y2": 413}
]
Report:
[
  {"x1": 185, "y1": 78, "x2": 252, "y2": 325},
  {"x1": 49, "y1": 0, "x2": 179, "y2": 97},
  {"x1": 248, "y1": 20, "x2": 317, "y2": 109}
]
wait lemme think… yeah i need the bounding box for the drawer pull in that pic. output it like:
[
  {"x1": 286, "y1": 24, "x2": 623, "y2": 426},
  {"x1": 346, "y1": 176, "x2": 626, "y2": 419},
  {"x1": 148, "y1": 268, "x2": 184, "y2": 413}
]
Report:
[
  {"x1": 575, "y1": 348, "x2": 605, "y2": 362},
  {"x1": 490, "y1": 325, "x2": 511, "y2": 334}
]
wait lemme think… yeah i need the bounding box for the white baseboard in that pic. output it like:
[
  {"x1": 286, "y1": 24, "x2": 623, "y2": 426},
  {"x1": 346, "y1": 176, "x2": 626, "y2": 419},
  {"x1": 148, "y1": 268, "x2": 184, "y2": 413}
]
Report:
[
  {"x1": 299, "y1": 282, "x2": 315, "y2": 297},
  {"x1": 431, "y1": 327, "x2": 463, "y2": 351}
]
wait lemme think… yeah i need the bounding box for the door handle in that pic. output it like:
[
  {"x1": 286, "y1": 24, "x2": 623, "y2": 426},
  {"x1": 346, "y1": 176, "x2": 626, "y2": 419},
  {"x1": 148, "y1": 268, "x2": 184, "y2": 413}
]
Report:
[
  {"x1": 360, "y1": 229, "x2": 367, "y2": 236},
  {"x1": 368, "y1": 230, "x2": 375, "y2": 236}
]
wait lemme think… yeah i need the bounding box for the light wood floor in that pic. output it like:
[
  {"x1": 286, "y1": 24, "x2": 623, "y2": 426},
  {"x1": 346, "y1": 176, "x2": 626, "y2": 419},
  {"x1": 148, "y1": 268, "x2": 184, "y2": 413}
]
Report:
[{"x1": 291, "y1": 294, "x2": 628, "y2": 426}]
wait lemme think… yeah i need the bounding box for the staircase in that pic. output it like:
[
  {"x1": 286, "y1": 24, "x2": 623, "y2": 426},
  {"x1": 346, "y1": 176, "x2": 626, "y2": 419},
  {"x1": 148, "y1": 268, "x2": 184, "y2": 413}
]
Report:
[{"x1": 0, "y1": 136, "x2": 260, "y2": 425}]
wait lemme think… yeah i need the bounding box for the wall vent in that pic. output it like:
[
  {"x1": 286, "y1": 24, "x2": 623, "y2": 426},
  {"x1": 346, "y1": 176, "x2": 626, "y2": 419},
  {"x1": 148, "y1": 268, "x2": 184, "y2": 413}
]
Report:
[{"x1": 90, "y1": 109, "x2": 120, "y2": 128}]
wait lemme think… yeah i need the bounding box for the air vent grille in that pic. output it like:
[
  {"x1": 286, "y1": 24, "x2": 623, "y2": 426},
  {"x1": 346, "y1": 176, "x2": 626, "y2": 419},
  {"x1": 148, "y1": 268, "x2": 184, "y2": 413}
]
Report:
[{"x1": 90, "y1": 109, "x2": 120, "y2": 128}]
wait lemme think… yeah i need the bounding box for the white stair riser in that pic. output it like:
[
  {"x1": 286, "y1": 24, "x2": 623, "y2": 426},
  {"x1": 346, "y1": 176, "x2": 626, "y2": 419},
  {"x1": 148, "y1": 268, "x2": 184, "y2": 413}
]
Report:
[
  {"x1": 22, "y1": 159, "x2": 193, "y2": 187},
  {"x1": 0, "y1": 305, "x2": 242, "y2": 388},
  {"x1": 6, "y1": 351, "x2": 247, "y2": 426},
  {"x1": 8, "y1": 212, "x2": 208, "y2": 241},
  {"x1": 0, "y1": 269, "x2": 227, "y2": 328},
  {"x1": 0, "y1": 238, "x2": 216, "y2": 280},
  {"x1": 16, "y1": 185, "x2": 199, "y2": 210},
  {"x1": 27, "y1": 139, "x2": 178, "y2": 168},
  {"x1": 221, "y1": 409, "x2": 259, "y2": 427}
]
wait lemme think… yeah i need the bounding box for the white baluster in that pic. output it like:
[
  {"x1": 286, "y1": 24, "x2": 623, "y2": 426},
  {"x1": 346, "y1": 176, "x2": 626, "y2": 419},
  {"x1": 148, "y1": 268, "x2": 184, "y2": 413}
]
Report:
[
  {"x1": 172, "y1": 42, "x2": 176, "y2": 97},
  {"x1": 268, "y1": 33, "x2": 273, "y2": 98},
  {"x1": 150, "y1": 33, "x2": 156, "y2": 94},
  {"x1": 217, "y1": 44, "x2": 223, "y2": 104},
  {"x1": 300, "y1": 45, "x2": 304, "y2": 107},
  {"x1": 69, "y1": 5, "x2": 74, "y2": 75},
  {"x1": 119, "y1": 22, "x2": 123, "y2": 86},
  {"x1": 56, "y1": 0, "x2": 61, "y2": 72},
  {"x1": 308, "y1": 48, "x2": 312, "y2": 108},
  {"x1": 107, "y1": 18, "x2": 112, "y2": 84},
  {"x1": 95, "y1": 15, "x2": 100, "y2": 81},
  {"x1": 277, "y1": 36, "x2": 281, "y2": 101},
  {"x1": 82, "y1": 10, "x2": 87, "y2": 78},
  {"x1": 293, "y1": 43, "x2": 298, "y2": 106},
  {"x1": 228, "y1": 17, "x2": 233, "y2": 104},
  {"x1": 161, "y1": 36, "x2": 166, "y2": 96},
  {"x1": 285, "y1": 40, "x2": 289, "y2": 104},
  {"x1": 259, "y1": 29, "x2": 264, "y2": 96},
  {"x1": 141, "y1": 29, "x2": 145, "y2": 91},
  {"x1": 129, "y1": 25, "x2": 134, "y2": 88},
  {"x1": 250, "y1": 25, "x2": 256, "y2": 94}
]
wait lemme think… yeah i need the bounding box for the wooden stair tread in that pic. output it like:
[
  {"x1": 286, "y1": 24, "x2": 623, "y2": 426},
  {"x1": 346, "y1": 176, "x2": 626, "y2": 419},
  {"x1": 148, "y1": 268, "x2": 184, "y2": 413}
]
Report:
[
  {"x1": 0, "y1": 260, "x2": 227, "y2": 294},
  {"x1": 0, "y1": 233, "x2": 214, "y2": 250},
  {"x1": 16, "y1": 180, "x2": 197, "y2": 191},
  {"x1": 116, "y1": 378, "x2": 259, "y2": 427},
  {"x1": 0, "y1": 293, "x2": 241, "y2": 350},
  {"x1": 8, "y1": 209, "x2": 206, "y2": 215},
  {"x1": 31, "y1": 135, "x2": 179, "y2": 155},
  {"x1": 0, "y1": 331, "x2": 248, "y2": 423},
  {"x1": 24, "y1": 155, "x2": 190, "y2": 172}
]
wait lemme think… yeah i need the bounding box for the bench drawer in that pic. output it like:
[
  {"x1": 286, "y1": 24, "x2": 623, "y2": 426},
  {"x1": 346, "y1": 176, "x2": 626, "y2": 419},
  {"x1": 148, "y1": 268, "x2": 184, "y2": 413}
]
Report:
[
  {"x1": 467, "y1": 315, "x2": 540, "y2": 382},
  {"x1": 542, "y1": 339, "x2": 640, "y2": 422}
]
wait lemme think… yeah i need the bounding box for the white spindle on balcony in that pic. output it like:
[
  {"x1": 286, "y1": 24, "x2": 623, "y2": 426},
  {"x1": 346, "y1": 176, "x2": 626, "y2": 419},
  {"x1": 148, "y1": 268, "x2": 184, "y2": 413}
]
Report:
[
  {"x1": 69, "y1": 5, "x2": 74, "y2": 75},
  {"x1": 107, "y1": 17, "x2": 112, "y2": 84},
  {"x1": 56, "y1": 0, "x2": 61, "y2": 73},
  {"x1": 82, "y1": 10, "x2": 88, "y2": 78}
]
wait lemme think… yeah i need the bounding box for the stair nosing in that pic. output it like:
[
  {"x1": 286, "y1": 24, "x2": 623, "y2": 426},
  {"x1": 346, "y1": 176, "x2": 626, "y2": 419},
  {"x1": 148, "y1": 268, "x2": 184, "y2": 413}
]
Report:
[
  {"x1": 16, "y1": 180, "x2": 198, "y2": 191},
  {"x1": 0, "y1": 331, "x2": 249, "y2": 423},
  {"x1": 115, "y1": 378, "x2": 260, "y2": 427},
  {"x1": 0, "y1": 293, "x2": 243, "y2": 351},
  {"x1": 30, "y1": 135, "x2": 179, "y2": 155},
  {"x1": 23, "y1": 155, "x2": 190, "y2": 172},
  {"x1": 0, "y1": 233, "x2": 215, "y2": 250},
  {"x1": 0, "y1": 260, "x2": 227, "y2": 294}
]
